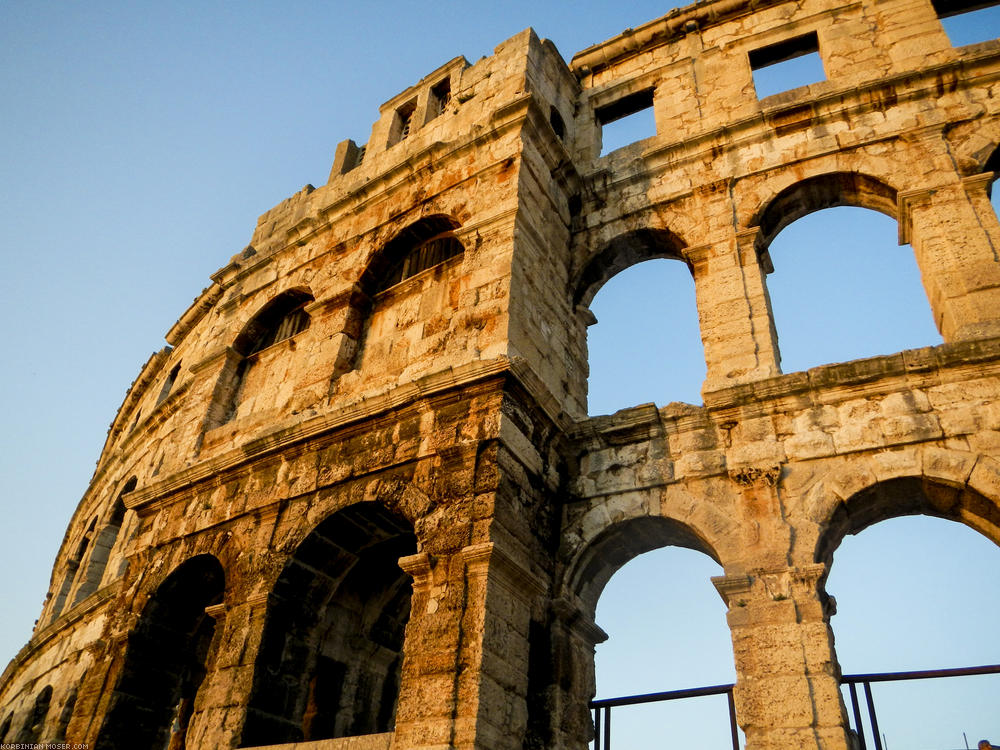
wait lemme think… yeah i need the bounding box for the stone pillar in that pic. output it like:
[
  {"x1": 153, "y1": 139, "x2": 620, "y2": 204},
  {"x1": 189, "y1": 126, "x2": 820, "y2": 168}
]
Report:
[
  {"x1": 303, "y1": 286, "x2": 370, "y2": 388},
  {"x1": 397, "y1": 542, "x2": 547, "y2": 750},
  {"x1": 185, "y1": 594, "x2": 269, "y2": 749},
  {"x1": 900, "y1": 174, "x2": 1000, "y2": 342},
  {"x1": 464, "y1": 542, "x2": 547, "y2": 750},
  {"x1": 689, "y1": 229, "x2": 781, "y2": 394},
  {"x1": 547, "y1": 598, "x2": 609, "y2": 750},
  {"x1": 395, "y1": 550, "x2": 476, "y2": 750},
  {"x1": 74, "y1": 624, "x2": 132, "y2": 746},
  {"x1": 714, "y1": 565, "x2": 851, "y2": 750}
]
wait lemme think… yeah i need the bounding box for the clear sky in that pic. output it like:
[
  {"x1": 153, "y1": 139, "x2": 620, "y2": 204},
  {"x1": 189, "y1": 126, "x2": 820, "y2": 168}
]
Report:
[{"x1": 1, "y1": 2, "x2": 998, "y2": 748}]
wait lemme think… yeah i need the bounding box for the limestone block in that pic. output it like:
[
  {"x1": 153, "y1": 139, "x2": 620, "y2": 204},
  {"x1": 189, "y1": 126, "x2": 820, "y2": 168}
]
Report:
[
  {"x1": 674, "y1": 449, "x2": 727, "y2": 478},
  {"x1": 881, "y1": 412, "x2": 943, "y2": 444},
  {"x1": 922, "y1": 446, "x2": 977, "y2": 486},
  {"x1": 785, "y1": 430, "x2": 836, "y2": 461}
]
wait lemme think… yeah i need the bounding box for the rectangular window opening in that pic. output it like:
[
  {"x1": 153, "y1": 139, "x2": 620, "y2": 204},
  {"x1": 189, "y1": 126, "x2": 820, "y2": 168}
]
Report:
[
  {"x1": 750, "y1": 31, "x2": 826, "y2": 99},
  {"x1": 934, "y1": 0, "x2": 1000, "y2": 47},
  {"x1": 429, "y1": 78, "x2": 451, "y2": 120},
  {"x1": 596, "y1": 88, "x2": 656, "y2": 156},
  {"x1": 392, "y1": 100, "x2": 418, "y2": 145}
]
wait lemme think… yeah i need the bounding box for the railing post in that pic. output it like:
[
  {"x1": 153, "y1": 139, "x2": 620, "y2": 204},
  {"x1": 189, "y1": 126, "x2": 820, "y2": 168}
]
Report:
[
  {"x1": 594, "y1": 706, "x2": 601, "y2": 750},
  {"x1": 847, "y1": 682, "x2": 867, "y2": 750},
  {"x1": 863, "y1": 682, "x2": 883, "y2": 750},
  {"x1": 727, "y1": 687, "x2": 739, "y2": 750},
  {"x1": 603, "y1": 706, "x2": 611, "y2": 750}
]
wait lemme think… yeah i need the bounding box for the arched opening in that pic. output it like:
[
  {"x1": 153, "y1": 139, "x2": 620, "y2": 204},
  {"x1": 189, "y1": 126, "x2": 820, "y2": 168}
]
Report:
[
  {"x1": 74, "y1": 476, "x2": 136, "y2": 604},
  {"x1": 350, "y1": 215, "x2": 465, "y2": 379},
  {"x1": 576, "y1": 229, "x2": 703, "y2": 414},
  {"x1": 0, "y1": 713, "x2": 11, "y2": 743},
  {"x1": 50, "y1": 517, "x2": 97, "y2": 620},
  {"x1": 758, "y1": 174, "x2": 940, "y2": 372},
  {"x1": 156, "y1": 361, "x2": 182, "y2": 405},
  {"x1": 14, "y1": 685, "x2": 52, "y2": 743},
  {"x1": 594, "y1": 547, "x2": 736, "y2": 748},
  {"x1": 240, "y1": 502, "x2": 417, "y2": 746},
  {"x1": 210, "y1": 288, "x2": 314, "y2": 427},
  {"x1": 98, "y1": 554, "x2": 225, "y2": 750},
  {"x1": 53, "y1": 686, "x2": 77, "y2": 742},
  {"x1": 819, "y1": 479, "x2": 1000, "y2": 747},
  {"x1": 360, "y1": 215, "x2": 463, "y2": 298},
  {"x1": 569, "y1": 517, "x2": 735, "y2": 748},
  {"x1": 984, "y1": 144, "x2": 1000, "y2": 220}
]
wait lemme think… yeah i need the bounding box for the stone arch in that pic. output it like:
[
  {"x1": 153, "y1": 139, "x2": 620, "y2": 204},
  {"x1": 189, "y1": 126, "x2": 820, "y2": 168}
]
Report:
[
  {"x1": 74, "y1": 475, "x2": 136, "y2": 604},
  {"x1": 573, "y1": 227, "x2": 688, "y2": 307},
  {"x1": 752, "y1": 171, "x2": 899, "y2": 248},
  {"x1": 232, "y1": 287, "x2": 314, "y2": 357},
  {"x1": 207, "y1": 287, "x2": 315, "y2": 428},
  {"x1": 983, "y1": 143, "x2": 1000, "y2": 177},
  {"x1": 573, "y1": 225, "x2": 703, "y2": 410},
  {"x1": 550, "y1": 505, "x2": 735, "y2": 750},
  {"x1": 240, "y1": 500, "x2": 418, "y2": 746},
  {"x1": 14, "y1": 684, "x2": 52, "y2": 743},
  {"x1": 275, "y1": 481, "x2": 431, "y2": 564},
  {"x1": 341, "y1": 214, "x2": 466, "y2": 379},
  {"x1": 565, "y1": 512, "x2": 722, "y2": 620},
  {"x1": 98, "y1": 554, "x2": 225, "y2": 750},
  {"x1": 52, "y1": 685, "x2": 77, "y2": 742},
  {"x1": 811, "y1": 450, "x2": 1000, "y2": 567},
  {"x1": 50, "y1": 516, "x2": 98, "y2": 620},
  {"x1": 359, "y1": 214, "x2": 464, "y2": 298}
]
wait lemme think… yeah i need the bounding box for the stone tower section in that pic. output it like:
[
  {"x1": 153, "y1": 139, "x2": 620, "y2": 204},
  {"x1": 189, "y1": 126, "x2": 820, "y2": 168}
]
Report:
[{"x1": 2, "y1": 1, "x2": 1000, "y2": 749}]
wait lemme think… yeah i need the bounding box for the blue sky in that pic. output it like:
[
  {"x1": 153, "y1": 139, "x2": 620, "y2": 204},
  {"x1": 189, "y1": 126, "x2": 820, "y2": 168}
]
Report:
[{"x1": 1, "y1": 2, "x2": 998, "y2": 747}]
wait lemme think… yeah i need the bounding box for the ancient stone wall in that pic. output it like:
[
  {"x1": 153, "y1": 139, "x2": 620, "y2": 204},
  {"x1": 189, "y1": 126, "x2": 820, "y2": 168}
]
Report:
[{"x1": 2, "y1": 1, "x2": 999, "y2": 749}]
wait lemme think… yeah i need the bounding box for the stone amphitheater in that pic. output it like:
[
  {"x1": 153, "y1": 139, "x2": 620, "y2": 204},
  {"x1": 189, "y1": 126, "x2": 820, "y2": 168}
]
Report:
[{"x1": 2, "y1": 0, "x2": 999, "y2": 748}]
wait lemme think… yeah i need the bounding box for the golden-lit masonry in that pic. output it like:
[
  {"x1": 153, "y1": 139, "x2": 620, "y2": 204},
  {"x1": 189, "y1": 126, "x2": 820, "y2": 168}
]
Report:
[{"x1": 3, "y1": 0, "x2": 1000, "y2": 747}]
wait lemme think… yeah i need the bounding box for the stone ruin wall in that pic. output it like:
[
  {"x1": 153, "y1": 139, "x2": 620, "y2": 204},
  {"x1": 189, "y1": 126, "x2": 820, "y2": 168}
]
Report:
[{"x1": 2, "y1": 0, "x2": 1000, "y2": 748}]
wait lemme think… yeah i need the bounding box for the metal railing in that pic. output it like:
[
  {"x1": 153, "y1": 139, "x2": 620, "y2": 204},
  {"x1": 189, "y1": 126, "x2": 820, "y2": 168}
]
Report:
[
  {"x1": 590, "y1": 682, "x2": 739, "y2": 750},
  {"x1": 589, "y1": 664, "x2": 1000, "y2": 750},
  {"x1": 841, "y1": 664, "x2": 1000, "y2": 750}
]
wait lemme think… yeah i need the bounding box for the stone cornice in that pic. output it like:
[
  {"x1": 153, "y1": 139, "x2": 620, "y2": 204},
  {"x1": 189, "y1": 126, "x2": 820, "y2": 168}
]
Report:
[
  {"x1": 572, "y1": 338, "x2": 1000, "y2": 447},
  {"x1": 165, "y1": 282, "x2": 226, "y2": 347},
  {"x1": 571, "y1": 0, "x2": 792, "y2": 75},
  {"x1": 125, "y1": 357, "x2": 514, "y2": 512}
]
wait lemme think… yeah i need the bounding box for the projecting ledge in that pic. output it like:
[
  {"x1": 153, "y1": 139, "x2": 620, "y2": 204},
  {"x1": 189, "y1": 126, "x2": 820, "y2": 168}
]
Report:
[{"x1": 241, "y1": 732, "x2": 392, "y2": 750}]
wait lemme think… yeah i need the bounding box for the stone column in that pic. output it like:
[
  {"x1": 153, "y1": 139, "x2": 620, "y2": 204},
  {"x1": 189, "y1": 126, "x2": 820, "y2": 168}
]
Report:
[
  {"x1": 73, "y1": 629, "x2": 130, "y2": 746},
  {"x1": 185, "y1": 594, "x2": 269, "y2": 749},
  {"x1": 689, "y1": 229, "x2": 781, "y2": 394},
  {"x1": 714, "y1": 565, "x2": 851, "y2": 750},
  {"x1": 395, "y1": 550, "x2": 474, "y2": 750},
  {"x1": 547, "y1": 598, "x2": 609, "y2": 750},
  {"x1": 396, "y1": 541, "x2": 547, "y2": 750},
  {"x1": 900, "y1": 174, "x2": 1000, "y2": 342}
]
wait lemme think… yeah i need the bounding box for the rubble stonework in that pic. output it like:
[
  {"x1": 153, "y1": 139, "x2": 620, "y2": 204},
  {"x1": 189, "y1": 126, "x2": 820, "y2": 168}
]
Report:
[{"x1": 2, "y1": 1, "x2": 1000, "y2": 748}]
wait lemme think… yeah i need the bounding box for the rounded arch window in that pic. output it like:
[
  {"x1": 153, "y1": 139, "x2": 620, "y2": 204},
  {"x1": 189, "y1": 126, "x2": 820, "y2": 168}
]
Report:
[
  {"x1": 820, "y1": 483, "x2": 1000, "y2": 747},
  {"x1": 755, "y1": 173, "x2": 940, "y2": 372},
  {"x1": 362, "y1": 215, "x2": 464, "y2": 297},
  {"x1": 209, "y1": 289, "x2": 315, "y2": 427},
  {"x1": 234, "y1": 289, "x2": 313, "y2": 356},
  {"x1": 574, "y1": 228, "x2": 704, "y2": 413}
]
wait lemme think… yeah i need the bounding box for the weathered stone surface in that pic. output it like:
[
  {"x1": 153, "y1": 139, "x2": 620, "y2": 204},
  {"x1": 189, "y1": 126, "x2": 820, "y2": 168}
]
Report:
[{"x1": 3, "y1": 2, "x2": 1000, "y2": 749}]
